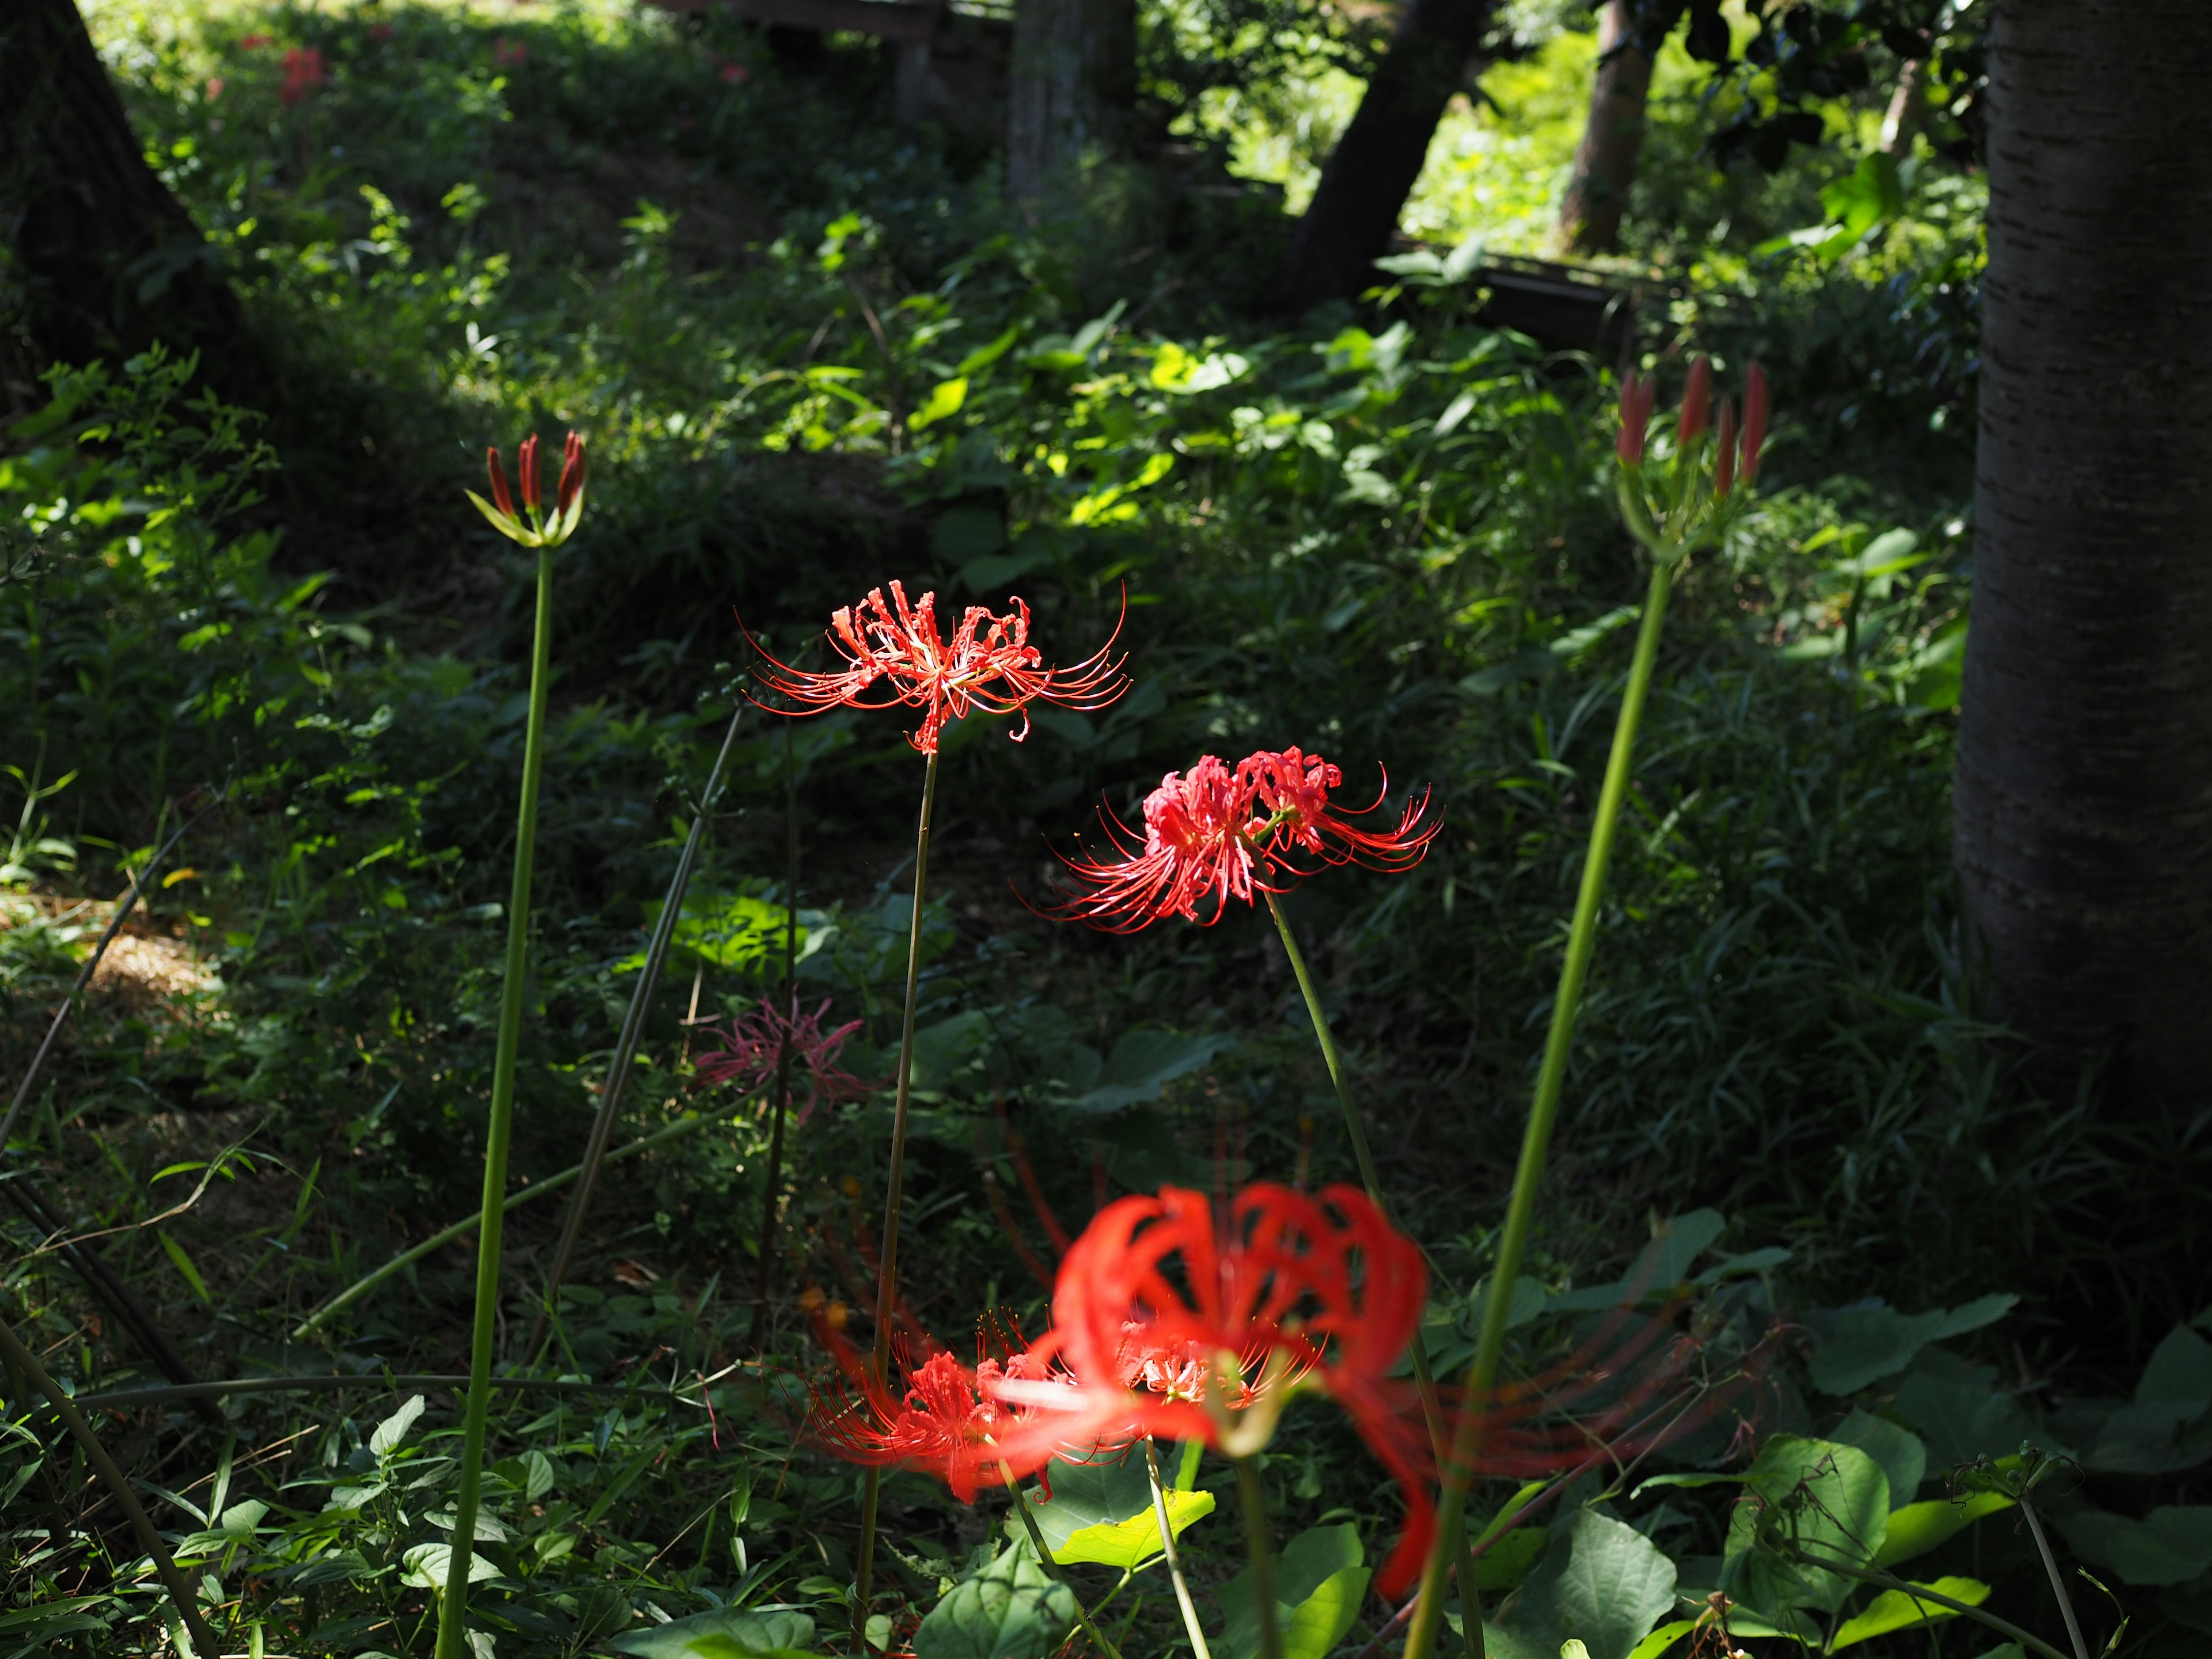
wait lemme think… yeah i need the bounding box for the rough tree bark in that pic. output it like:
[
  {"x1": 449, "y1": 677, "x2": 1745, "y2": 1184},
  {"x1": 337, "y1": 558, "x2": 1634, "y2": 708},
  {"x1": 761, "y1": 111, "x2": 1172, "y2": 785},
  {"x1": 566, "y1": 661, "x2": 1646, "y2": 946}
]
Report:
[
  {"x1": 1955, "y1": 0, "x2": 2212, "y2": 1105},
  {"x1": 1006, "y1": 0, "x2": 1136, "y2": 200},
  {"x1": 0, "y1": 0, "x2": 260, "y2": 401},
  {"x1": 1279, "y1": 0, "x2": 1502, "y2": 310},
  {"x1": 1555, "y1": 0, "x2": 1652, "y2": 255}
]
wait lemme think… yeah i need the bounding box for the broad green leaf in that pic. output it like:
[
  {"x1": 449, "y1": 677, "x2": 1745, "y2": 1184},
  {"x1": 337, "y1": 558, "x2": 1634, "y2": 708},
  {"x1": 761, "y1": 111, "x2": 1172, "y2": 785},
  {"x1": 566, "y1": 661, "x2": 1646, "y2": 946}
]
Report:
[
  {"x1": 370, "y1": 1395, "x2": 425, "y2": 1457},
  {"x1": 1052, "y1": 1488, "x2": 1215, "y2": 1568},
  {"x1": 912, "y1": 1541, "x2": 1075, "y2": 1659},
  {"x1": 1065, "y1": 1028, "x2": 1232, "y2": 1114},
  {"x1": 1548, "y1": 1212, "x2": 1725, "y2": 1311},
  {"x1": 909, "y1": 377, "x2": 969, "y2": 431},
  {"x1": 1505, "y1": 1510, "x2": 1677, "y2": 1659},
  {"x1": 607, "y1": 1608, "x2": 820, "y2": 1658},
  {"x1": 1830, "y1": 1577, "x2": 1990, "y2": 1649},
  {"x1": 1833, "y1": 1409, "x2": 1927, "y2": 1508},
  {"x1": 1012, "y1": 1453, "x2": 1173, "y2": 1556},
  {"x1": 1722, "y1": 1437, "x2": 1890, "y2": 1615},
  {"x1": 1808, "y1": 1296, "x2": 2018, "y2": 1396},
  {"x1": 1471, "y1": 1527, "x2": 1549, "y2": 1592},
  {"x1": 1890, "y1": 1350, "x2": 2039, "y2": 1468},
  {"x1": 1215, "y1": 1524, "x2": 1369, "y2": 1659},
  {"x1": 2088, "y1": 1324, "x2": 2212, "y2": 1474},
  {"x1": 1873, "y1": 1491, "x2": 2014, "y2": 1567},
  {"x1": 1623, "y1": 1619, "x2": 1696, "y2": 1659},
  {"x1": 399, "y1": 1543, "x2": 497, "y2": 1588},
  {"x1": 2058, "y1": 1505, "x2": 2212, "y2": 1585}
]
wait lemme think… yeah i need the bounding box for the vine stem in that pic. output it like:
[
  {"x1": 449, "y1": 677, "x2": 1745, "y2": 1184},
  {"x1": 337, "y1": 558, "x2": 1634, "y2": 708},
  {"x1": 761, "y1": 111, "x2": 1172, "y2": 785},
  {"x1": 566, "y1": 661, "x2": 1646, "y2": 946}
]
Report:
[
  {"x1": 1260, "y1": 888, "x2": 1482, "y2": 1658},
  {"x1": 437, "y1": 544, "x2": 557, "y2": 1659},
  {"x1": 1003, "y1": 1469, "x2": 1131, "y2": 1659},
  {"x1": 1144, "y1": 1438, "x2": 1212, "y2": 1659},
  {"x1": 1793, "y1": 1548, "x2": 2073, "y2": 1659},
  {"x1": 1402, "y1": 558, "x2": 1676, "y2": 1659},
  {"x1": 0, "y1": 1303, "x2": 221, "y2": 1659},
  {"x1": 854, "y1": 749, "x2": 941, "y2": 1650},
  {"x1": 1235, "y1": 1454, "x2": 1283, "y2": 1659},
  {"x1": 2018, "y1": 1497, "x2": 2093, "y2": 1659},
  {"x1": 750, "y1": 717, "x2": 802, "y2": 1353}
]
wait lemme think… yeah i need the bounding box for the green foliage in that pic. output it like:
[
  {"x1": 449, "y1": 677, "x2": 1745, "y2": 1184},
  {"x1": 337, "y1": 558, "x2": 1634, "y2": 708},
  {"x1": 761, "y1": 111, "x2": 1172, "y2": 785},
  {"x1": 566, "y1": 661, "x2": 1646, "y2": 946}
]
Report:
[
  {"x1": 1214, "y1": 1524, "x2": 1370, "y2": 1659},
  {"x1": 911, "y1": 1540, "x2": 1077, "y2": 1659}
]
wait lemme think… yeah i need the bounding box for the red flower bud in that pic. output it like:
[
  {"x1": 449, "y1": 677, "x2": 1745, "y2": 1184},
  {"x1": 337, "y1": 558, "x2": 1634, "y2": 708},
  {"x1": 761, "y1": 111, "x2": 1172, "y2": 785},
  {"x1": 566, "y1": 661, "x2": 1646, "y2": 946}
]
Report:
[
  {"x1": 1713, "y1": 397, "x2": 1737, "y2": 497},
  {"x1": 1740, "y1": 361, "x2": 1770, "y2": 487},
  {"x1": 517, "y1": 433, "x2": 541, "y2": 513},
  {"x1": 486, "y1": 447, "x2": 514, "y2": 519},
  {"x1": 556, "y1": 430, "x2": 586, "y2": 520},
  {"x1": 1677, "y1": 355, "x2": 1713, "y2": 447},
  {"x1": 1616, "y1": 373, "x2": 1656, "y2": 467}
]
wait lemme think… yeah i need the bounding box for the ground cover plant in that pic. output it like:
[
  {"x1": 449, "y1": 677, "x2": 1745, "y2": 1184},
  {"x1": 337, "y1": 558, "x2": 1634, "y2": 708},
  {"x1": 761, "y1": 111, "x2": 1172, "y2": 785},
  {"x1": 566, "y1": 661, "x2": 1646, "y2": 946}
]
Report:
[{"x1": 3, "y1": 2, "x2": 2207, "y2": 1658}]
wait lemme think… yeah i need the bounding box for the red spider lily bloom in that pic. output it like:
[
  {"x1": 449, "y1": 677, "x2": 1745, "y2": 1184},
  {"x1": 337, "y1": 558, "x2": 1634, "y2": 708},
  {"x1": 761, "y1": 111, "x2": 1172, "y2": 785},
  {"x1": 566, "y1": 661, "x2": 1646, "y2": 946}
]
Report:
[
  {"x1": 279, "y1": 47, "x2": 326, "y2": 106},
  {"x1": 367, "y1": 23, "x2": 396, "y2": 43},
  {"x1": 1050, "y1": 747, "x2": 1435, "y2": 931},
  {"x1": 994, "y1": 1183, "x2": 1435, "y2": 1596},
  {"x1": 206, "y1": 77, "x2": 225, "y2": 101},
  {"x1": 240, "y1": 33, "x2": 274, "y2": 49},
  {"x1": 747, "y1": 581, "x2": 1126, "y2": 755},
  {"x1": 493, "y1": 36, "x2": 529, "y2": 66},
  {"x1": 467, "y1": 430, "x2": 586, "y2": 548},
  {"x1": 693, "y1": 996, "x2": 873, "y2": 1124},
  {"x1": 807, "y1": 1329, "x2": 1109, "y2": 1501},
  {"x1": 1616, "y1": 372, "x2": 1656, "y2": 467},
  {"x1": 1713, "y1": 397, "x2": 1738, "y2": 497},
  {"x1": 1676, "y1": 354, "x2": 1713, "y2": 446}
]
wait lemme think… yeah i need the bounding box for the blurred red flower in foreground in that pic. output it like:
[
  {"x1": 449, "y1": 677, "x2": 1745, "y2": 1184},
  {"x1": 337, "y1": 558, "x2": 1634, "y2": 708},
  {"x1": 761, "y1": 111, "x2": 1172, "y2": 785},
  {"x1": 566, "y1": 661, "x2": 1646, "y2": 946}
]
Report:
[
  {"x1": 693, "y1": 997, "x2": 872, "y2": 1123},
  {"x1": 279, "y1": 47, "x2": 326, "y2": 106},
  {"x1": 997, "y1": 1182, "x2": 1435, "y2": 1596},
  {"x1": 1051, "y1": 746, "x2": 1435, "y2": 930},
  {"x1": 748, "y1": 581, "x2": 1126, "y2": 755}
]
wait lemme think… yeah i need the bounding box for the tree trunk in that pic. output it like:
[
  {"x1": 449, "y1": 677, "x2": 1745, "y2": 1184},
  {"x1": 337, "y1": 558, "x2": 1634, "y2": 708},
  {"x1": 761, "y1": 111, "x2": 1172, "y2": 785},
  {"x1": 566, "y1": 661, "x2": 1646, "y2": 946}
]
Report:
[
  {"x1": 1555, "y1": 0, "x2": 1652, "y2": 255},
  {"x1": 0, "y1": 0, "x2": 261, "y2": 403},
  {"x1": 1955, "y1": 0, "x2": 2212, "y2": 1105},
  {"x1": 1006, "y1": 0, "x2": 1135, "y2": 200},
  {"x1": 1279, "y1": 0, "x2": 1501, "y2": 311}
]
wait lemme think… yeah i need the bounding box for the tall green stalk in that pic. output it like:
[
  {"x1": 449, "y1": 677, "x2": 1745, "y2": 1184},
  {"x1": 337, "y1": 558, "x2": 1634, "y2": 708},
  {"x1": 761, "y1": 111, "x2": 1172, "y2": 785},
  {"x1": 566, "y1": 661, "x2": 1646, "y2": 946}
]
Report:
[
  {"x1": 749, "y1": 720, "x2": 802, "y2": 1354},
  {"x1": 1400, "y1": 559, "x2": 1674, "y2": 1659},
  {"x1": 853, "y1": 748, "x2": 941, "y2": 1649},
  {"x1": 436, "y1": 544, "x2": 557, "y2": 1659},
  {"x1": 1235, "y1": 1455, "x2": 1283, "y2": 1659}
]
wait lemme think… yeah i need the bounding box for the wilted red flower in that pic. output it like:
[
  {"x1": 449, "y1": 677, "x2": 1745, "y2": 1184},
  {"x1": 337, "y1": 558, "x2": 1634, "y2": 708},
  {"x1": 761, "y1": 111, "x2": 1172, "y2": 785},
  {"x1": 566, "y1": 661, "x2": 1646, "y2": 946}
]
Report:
[
  {"x1": 1051, "y1": 746, "x2": 1435, "y2": 931},
  {"x1": 694, "y1": 996, "x2": 873, "y2": 1124},
  {"x1": 748, "y1": 581, "x2": 1126, "y2": 755},
  {"x1": 808, "y1": 1332, "x2": 1100, "y2": 1501},
  {"x1": 996, "y1": 1183, "x2": 1434, "y2": 1596},
  {"x1": 467, "y1": 430, "x2": 586, "y2": 548},
  {"x1": 278, "y1": 47, "x2": 326, "y2": 107}
]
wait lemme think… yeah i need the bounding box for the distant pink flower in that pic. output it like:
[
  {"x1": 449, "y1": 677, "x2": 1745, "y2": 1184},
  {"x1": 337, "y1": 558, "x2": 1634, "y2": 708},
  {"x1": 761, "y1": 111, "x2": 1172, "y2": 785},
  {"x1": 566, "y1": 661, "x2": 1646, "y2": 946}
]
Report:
[
  {"x1": 719, "y1": 60, "x2": 749, "y2": 84},
  {"x1": 240, "y1": 33, "x2": 274, "y2": 49},
  {"x1": 279, "y1": 47, "x2": 325, "y2": 107},
  {"x1": 205, "y1": 76, "x2": 225, "y2": 101},
  {"x1": 694, "y1": 997, "x2": 874, "y2": 1123},
  {"x1": 493, "y1": 36, "x2": 530, "y2": 66},
  {"x1": 368, "y1": 22, "x2": 396, "y2": 43}
]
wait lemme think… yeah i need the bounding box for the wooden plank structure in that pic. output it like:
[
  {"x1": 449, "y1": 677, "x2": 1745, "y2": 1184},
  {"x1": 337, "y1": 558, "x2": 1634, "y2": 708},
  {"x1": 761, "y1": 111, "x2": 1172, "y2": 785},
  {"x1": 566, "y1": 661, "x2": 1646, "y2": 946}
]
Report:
[{"x1": 1467, "y1": 253, "x2": 1641, "y2": 357}]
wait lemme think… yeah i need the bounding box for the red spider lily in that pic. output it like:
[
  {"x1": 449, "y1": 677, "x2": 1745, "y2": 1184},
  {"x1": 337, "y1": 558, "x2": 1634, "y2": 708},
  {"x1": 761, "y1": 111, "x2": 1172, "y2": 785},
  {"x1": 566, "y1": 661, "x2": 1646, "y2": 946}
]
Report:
[
  {"x1": 1050, "y1": 747, "x2": 1435, "y2": 931},
  {"x1": 806, "y1": 1324, "x2": 1112, "y2": 1501},
  {"x1": 994, "y1": 1183, "x2": 1435, "y2": 1596},
  {"x1": 493, "y1": 36, "x2": 529, "y2": 66},
  {"x1": 240, "y1": 33, "x2": 274, "y2": 49},
  {"x1": 1713, "y1": 397, "x2": 1738, "y2": 497},
  {"x1": 1676, "y1": 354, "x2": 1714, "y2": 446},
  {"x1": 279, "y1": 47, "x2": 325, "y2": 107},
  {"x1": 746, "y1": 581, "x2": 1126, "y2": 755},
  {"x1": 467, "y1": 430, "x2": 587, "y2": 548},
  {"x1": 693, "y1": 997, "x2": 874, "y2": 1124},
  {"x1": 1616, "y1": 372, "x2": 1657, "y2": 467}
]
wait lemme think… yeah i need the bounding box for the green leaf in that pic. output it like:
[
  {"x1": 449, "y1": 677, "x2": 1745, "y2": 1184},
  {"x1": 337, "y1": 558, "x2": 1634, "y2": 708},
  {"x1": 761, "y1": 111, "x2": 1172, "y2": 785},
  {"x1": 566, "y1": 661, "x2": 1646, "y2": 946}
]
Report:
[
  {"x1": 1622, "y1": 1619, "x2": 1697, "y2": 1659},
  {"x1": 1215, "y1": 1524, "x2": 1370, "y2": 1659},
  {"x1": 370, "y1": 1395, "x2": 425, "y2": 1457},
  {"x1": 1889, "y1": 1349, "x2": 2039, "y2": 1468},
  {"x1": 1808, "y1": 1295, "x2": 2018, "y2": 1396},
  {"x1": 1471, "y1": 1527, "x2": 1550, "y2": 1593},
  {"x1": 1505, "y1": 1510, "x2": 1677, "y2": 1659},
  {"x1": 607, "y1": 1609, "x2": 820, "y2": 1658},
  {"x1": 1829, "y1": 1577, "x2": 1990, "y2": 1649},
  {"x1": 1548, "y1": 1211, "x2": 1726, "y2": 1311},
  {"x1": 2058, "y1": 1506, "x2": 2212, "y2": 1586},
  {"x1": 1873, "y1": 1491, "x2": 2014, "y2": 1568},
  {"x1": 1721, "y1": 1437, "x2": 1891, "y2": 1615},
  {"x1": 1056, "y1": 1490, "x2": 1215, "y2": 1568},
  {"x1": 399, "y1": 1543, "x2": 497, "y2": 1588},
  {"x1": 1832, "y1": 1409, "x2": 1927, "y2": 1508},
  {"x1": 2088, "y1": 1324, "x2": 2212, "y2": 1474},
  {"x1": 158, "y1": 1230, "x2": 211, "y2": 1303},
  {"x1": 1065, "y1": 1029, "x2": 1231, "y2": 1114},
  {"x1": 911, "y1": 1541, "x2": 1076, "y2": 1659},
  {"x1": 909, "y1": 377, "x2": 969, "y2": 431},
  {"x1": 1009, "y1": 1453, "x2": 1217, "y2": 1567}
]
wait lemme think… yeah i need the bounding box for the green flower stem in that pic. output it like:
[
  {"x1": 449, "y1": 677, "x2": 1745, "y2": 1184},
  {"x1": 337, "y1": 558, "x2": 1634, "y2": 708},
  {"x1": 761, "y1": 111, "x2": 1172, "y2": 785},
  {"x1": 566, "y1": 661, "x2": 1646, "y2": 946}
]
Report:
[
  {"x1": 1234, "y1": 1455, "x2": 1282, "y2": 1659},
  {"x1": 751, "y1": 719, "x2": 802, "y2": 1354},
  {"x1": 1791, "y1": 1549, "x2": 2072, "y2": 1659},
  {"x1": 2018, "y1": 1498, "x2": 2092, "y2": 1659},
  {"x1": 1144, "y1": 1437, "x2": 1212, "y2": 1659},
  {"x1": 0, "y1": 1304, "x2": 220, "y2": 1659},
  {"x1": 854, "y1": 748, "x2": 941, "y2": 1650},
  {"x1": 1261, "y1": 887, "x2": 1479, "y2": 1656},
  {"x1": 437, "y1": 544, "x2": 557, "y2": 1659},
  {"x1": 1403, "y1": 558, "x2": 1675, "y2": 1659},
  {"x1": 1005, "y1": 1475, "x2": 1131, "y2": 1659},
  {"x1": 291, "y1": 1093, "x2": 755, "y2": 1339}
]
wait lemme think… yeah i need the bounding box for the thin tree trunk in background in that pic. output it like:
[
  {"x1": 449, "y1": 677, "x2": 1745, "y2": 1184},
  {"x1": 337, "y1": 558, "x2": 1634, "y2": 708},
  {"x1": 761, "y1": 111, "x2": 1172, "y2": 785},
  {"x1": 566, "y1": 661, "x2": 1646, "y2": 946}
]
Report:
[
  {"x1": 1955, "y1": 0, "x2": 2212, "y2": 1105},
  {"x1": 1555, "y1": 1, "x2": 1651, "y2": 255},
  {"x1": 0, "y1": 0, "x2": 264, "y2": 404},
  {"x1": 1007, "y1": 0, "x2": 1135, "y2": 199},
  {"x1": 1279, "y1": 0, "x2": 1501, "y2": 311},
  {"x1": 1878, "y1": 56, "x2": 1923, "y2": 154}
]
